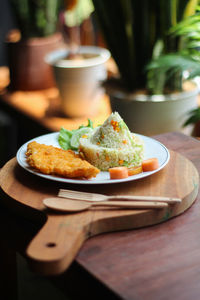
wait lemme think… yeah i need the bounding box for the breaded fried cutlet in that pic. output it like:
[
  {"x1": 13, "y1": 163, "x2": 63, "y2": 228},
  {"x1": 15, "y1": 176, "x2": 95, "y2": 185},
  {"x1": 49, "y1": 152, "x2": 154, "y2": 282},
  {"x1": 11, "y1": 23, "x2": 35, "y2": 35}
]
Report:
[{"x1": 26, "y1": 141, "x2": 100, "y2": 179}]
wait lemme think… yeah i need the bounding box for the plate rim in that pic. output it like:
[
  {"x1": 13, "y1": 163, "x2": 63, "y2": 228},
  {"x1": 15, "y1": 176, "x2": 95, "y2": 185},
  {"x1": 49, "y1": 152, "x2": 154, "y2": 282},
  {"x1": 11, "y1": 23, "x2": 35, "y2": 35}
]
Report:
[{"x1": 16, "y1": 132, "x2": 170, "y2": 185}]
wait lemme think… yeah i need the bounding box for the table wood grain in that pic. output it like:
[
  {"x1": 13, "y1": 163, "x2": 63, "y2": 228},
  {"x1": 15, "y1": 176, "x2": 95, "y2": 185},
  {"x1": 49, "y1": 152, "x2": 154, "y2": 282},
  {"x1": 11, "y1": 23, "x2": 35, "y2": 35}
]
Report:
[
  {"x1": 1, "y1": 131, "x2": 200, "y2": 300},
  {"x1": 74, "y1": 132, "x2": 200, "y2": 300},
  {"x1": 1, "y1": 149, "x2": 198, "y2": 276}
]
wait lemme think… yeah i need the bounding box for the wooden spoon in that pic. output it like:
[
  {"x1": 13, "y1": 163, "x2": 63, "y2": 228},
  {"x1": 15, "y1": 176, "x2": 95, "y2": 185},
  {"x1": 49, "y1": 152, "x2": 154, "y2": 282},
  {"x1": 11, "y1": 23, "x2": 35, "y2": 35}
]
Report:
[{"x1": 43, "y1": 197, "x2": 168, "y2": 212}]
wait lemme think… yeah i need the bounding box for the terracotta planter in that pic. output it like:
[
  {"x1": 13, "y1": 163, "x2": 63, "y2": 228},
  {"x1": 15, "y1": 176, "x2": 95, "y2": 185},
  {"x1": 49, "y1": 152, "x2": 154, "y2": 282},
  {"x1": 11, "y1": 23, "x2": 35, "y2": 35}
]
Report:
[
  {"x1": 108, "y1": 81, "x2": 199, "y2": 136},
  {"x1": 7, "y1": 33, "x2": 63, "y2": 91}
]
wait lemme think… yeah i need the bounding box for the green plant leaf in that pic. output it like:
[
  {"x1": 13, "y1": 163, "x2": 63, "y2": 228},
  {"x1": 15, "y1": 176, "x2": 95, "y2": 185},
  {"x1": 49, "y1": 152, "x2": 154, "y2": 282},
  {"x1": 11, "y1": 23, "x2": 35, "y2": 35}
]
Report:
[
  {"x1": 147, "y1": 53, "x2": 200, "y2": 87},
  {"x1": 184, "y1": 108, "x2": 200, "y2": 126}
]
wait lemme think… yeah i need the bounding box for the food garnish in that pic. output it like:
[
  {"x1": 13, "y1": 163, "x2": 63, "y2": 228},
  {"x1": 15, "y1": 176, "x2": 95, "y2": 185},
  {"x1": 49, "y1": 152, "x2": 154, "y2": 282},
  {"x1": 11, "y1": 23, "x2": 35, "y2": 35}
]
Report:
[
  {"x1": 128, "y1": 165, "x2": 143, "y2": 176},
  {"x1": 58, "y1": 119, "x2": 94, "y2": 151},
  {"x1": 142, "y1": 158, "x2": 159, "y2": 171},
  {"x1": 109, "y1": 167, "x2": 129, "y2": 179},
  {"x1": 26, "y1": 141, "x2": 99, "y2": 179},
  {"x1": 109, "y1": 158, "x2": 159, "y2": 179}
]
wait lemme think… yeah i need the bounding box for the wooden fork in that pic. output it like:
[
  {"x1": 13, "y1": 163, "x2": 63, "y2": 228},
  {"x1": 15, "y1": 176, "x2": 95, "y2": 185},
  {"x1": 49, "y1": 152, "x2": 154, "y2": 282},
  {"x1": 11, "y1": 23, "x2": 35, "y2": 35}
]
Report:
[{"x1": 58, "y1": 189, "x2": 181, "y2": 204}]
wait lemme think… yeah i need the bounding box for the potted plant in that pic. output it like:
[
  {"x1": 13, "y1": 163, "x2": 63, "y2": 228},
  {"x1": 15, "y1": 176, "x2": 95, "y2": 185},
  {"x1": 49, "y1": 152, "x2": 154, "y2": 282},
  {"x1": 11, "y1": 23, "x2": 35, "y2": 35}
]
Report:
[
  {"x1": 7, "y1": 0, "x2": 64, "y2": 90},
  {"x1": 45, "y1": 0, "x2": 111, "y2": 118},
  {"x1": 92, "y1": 0, "x2": 200, "y2": 135}
]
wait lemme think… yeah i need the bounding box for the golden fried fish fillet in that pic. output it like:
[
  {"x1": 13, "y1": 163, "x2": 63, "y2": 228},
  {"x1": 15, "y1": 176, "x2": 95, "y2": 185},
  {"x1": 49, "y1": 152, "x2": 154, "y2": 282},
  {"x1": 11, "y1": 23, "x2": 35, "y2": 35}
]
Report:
[{"x1": 26, "y1": 141, "x2": 100, "y2": 179}]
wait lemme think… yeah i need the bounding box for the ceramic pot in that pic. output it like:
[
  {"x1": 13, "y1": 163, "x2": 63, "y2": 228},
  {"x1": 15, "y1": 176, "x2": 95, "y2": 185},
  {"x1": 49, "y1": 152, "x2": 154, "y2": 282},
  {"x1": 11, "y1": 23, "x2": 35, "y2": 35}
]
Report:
[
  {"x1": 45, "y1": 46, "x2": 110, "y2": 117},
  {"x1": 108, "y1": 81, "x2": 199, "y2": 136},
  {"x1": 8, "y1": 33, "x2": 63, "y2": 91}
]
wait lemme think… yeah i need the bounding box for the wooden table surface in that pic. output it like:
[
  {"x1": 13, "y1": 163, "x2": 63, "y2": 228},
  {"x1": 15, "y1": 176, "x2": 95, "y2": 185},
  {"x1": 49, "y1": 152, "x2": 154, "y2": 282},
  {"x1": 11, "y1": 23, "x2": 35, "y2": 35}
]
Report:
[
  {"x1": 1, "y1": 131, "x2": 200, "y2": 300},
  {"x1": 74, "y1": 131, "x2": 200, "y2": 300}
]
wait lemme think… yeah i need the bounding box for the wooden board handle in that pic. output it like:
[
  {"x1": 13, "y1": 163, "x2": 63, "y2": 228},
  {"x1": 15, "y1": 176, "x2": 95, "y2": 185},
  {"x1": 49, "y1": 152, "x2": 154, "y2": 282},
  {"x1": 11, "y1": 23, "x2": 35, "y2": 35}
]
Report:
[{"x1": 26, "y1": 214, "x2": 89, "y2": 275}]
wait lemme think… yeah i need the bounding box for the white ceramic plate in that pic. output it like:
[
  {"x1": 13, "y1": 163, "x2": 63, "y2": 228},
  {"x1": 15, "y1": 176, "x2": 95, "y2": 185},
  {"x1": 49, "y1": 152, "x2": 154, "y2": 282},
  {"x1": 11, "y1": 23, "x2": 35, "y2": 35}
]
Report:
[{"x1": 16, "y1": 132, "x2": 170, "y2": 185}]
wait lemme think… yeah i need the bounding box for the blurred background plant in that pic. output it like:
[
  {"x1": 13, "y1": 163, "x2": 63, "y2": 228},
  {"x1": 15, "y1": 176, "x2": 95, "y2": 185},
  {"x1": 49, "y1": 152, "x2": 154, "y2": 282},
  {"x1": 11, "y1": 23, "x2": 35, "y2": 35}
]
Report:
[
  {"x1": 148, "y1": 5, "x2": 200, "y2": 132},
  {"x1": 64, "y1": 0, "x2": 93, "y2": 29},
  {"x1": 7, "y1": 0, "x2": 65, "y2": 90},
  {"x1": 147, "y1": 4, "x2": 200, "y2": 94},
  {"x1": 92, "y1": 0, "x2": 200, "y2": 94},
  {"x1": 9, "y1": 0, "x2": 63, "y2": 39},
  {"x1": 91, "y1": 0, "x2": 200, "y2": 135},
  {"x1": 7, "y1": 0, "x2": 95, "y2": 91},
  {"x1": 60, "y1": 0, "x2": 94, "y2": 54},
  {"x1": 9, "y1": 0, "x2": 94, "y2": 39}
]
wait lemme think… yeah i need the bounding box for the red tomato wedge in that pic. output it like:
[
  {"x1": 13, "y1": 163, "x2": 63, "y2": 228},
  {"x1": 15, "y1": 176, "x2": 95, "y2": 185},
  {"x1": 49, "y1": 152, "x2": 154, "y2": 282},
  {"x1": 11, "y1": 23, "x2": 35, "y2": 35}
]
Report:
[
  {"x1": 142, "y1": 158, "x2": 159, "y2": 171},
  {"x1": 109, "y1": 166, "x2": 129, "y2": 179}
]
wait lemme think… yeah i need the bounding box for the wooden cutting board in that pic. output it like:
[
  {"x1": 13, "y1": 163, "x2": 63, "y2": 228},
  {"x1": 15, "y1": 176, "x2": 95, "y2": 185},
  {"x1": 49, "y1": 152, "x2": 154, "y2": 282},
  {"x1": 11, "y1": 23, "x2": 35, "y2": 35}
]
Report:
[{"x1": 0, "y1": 150, "x2": 199, "y2": 276}]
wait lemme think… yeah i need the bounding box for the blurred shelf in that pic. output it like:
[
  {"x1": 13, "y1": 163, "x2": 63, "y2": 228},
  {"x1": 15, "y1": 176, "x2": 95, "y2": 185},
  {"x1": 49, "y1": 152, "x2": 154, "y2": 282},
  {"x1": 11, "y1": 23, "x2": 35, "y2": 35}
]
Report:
[
  {"x1": 0, "y1": 67, "x2": 111, "y2": 132},
  {"x1": 0, "y1": 66, "x2": 198, "y2": 137},
  {"x1": 1, "y1": 88, "x2": 111, "y2": 131}
]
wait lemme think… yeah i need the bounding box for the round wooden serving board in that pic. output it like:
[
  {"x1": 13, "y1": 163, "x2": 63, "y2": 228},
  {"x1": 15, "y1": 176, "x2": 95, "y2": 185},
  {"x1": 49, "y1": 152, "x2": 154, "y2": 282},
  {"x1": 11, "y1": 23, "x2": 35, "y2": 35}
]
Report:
[{"x1": 0, "y1": 150, "x2": 199, "y2": 275}]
